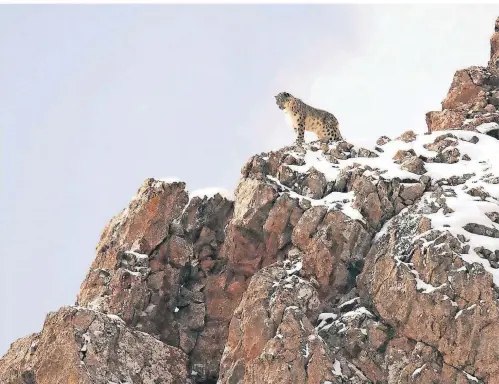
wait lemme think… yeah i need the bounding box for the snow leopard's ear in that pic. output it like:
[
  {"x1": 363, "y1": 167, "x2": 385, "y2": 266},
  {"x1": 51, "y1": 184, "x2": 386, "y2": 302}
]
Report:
[{"x1": 275, "y1": 92, "x2": 292, "y2": 101}]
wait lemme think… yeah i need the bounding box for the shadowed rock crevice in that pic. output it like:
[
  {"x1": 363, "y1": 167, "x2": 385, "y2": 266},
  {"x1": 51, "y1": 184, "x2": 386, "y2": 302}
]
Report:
[
  {"x1": 486, "y1": 127, "x2": 499, "y2": 139},
  {"x1": 347, "y1": 259, "x2": 365, "y2": 289}
]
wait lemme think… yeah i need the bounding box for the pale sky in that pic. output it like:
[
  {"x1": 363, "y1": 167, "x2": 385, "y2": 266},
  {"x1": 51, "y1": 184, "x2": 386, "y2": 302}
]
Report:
[{"x1": 2, "y1": 4, "x2": 499, "y2": 356}]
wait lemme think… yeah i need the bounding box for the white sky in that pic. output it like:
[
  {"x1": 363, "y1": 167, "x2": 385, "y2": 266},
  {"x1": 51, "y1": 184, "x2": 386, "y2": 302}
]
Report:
[
  {"x1": 308, "y1": 5, "x2": 499, "y2": 148},
  {"x1": 2, "y1": 4, "x2": 499, "y2": 356}
]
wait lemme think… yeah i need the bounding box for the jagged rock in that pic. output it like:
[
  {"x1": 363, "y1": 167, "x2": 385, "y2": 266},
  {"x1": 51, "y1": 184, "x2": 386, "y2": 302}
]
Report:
[
  {"x1": 426, "y1": 18, "x2": 499, "y2": 134},
  {"x1": 489, "y1": 90, "x2": 499, "y2": 107},
  {"x1": 426, "y1": 109, "x2": 466, "y2": 133},
  {"x1": 486, "y1": 211, "x2": 499, "y2": 224},
  {"x1": 467, "y1": 187, "x2": 491, "y2": 200},
  {"x1": 396, "y1": 130, "x2": 417, "y2": 143},
  {"x1": 180, "y1": 192, "x2": 234, "y2": 243},
  {"x1": 302, "y1": 211, "x2": 371, "y2": 299},
  {"x1": 222, "y1": 178, "x2": 279, "y2": 277},
  {"x1": 442, "y1": 69, "x2": 487, "y2": 111},
  {"x1": 392, "y1": 149, "x2": 416, "y2": 164},
  {"x1": 424, "y1": 133, "x2": 458, "y2": 152},
  {"x1": 376, "y1": 136, "x2": 391, "y2": 146},
  {"x1": 291, "y1": 206, "x2": 328, "y2": 251},
  {"x1": 85, "y1": 178, "x2": 189, "y2": 273},
  {"x1": 358, "y1": 188, "x2": 499, "y2": 382},
  {"x1": 464, "y1": 223, "x2": 499, "y2": 238},
  {"x1": 75, "y1": 181, "x2": 237, "y2": 381},
  {"x1": 436, "y1": 147, "x2": 461, "y2": 164},
  {"x1": 347, "y1": 170, "x2": 401, "y2": 231},
  {"x1": 302, "y1": 168, "x2": 327, "y2": 199},
  {"x1": 400, "y1": 156, "x2": 427, "y2": 175},
  {"x1": 351, "y1": 147, "x2": 379, "y2": 158},
  {"x1": 0, "y1": 307, "x2": 191, "y2": 384},
  {"x1": 485, "y1": 103, "x2": 496, "y2": 113},
  {"x1": 6, "y1": 124, "x2": 499, "y2": 383},
  {"x1": 489, "y1": 16, "x2": 499, "y2": 69},
  {"x1": 399, "y1": 182, "x2": 426, "y2": 203},
  {"x1": 218, "y1": 264, "x2": 335, "y2": 384},
  {"x1": 277, "y1": 163, "x2": 298, "y2": 187},
  {"x1": 263, "y1": 194, "x2": 303, "y2": 257}
]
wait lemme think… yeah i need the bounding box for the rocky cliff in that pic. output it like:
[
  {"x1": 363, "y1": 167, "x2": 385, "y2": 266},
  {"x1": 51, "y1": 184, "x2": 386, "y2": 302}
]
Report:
[
  {"x1": 426, "y1": 17, "x2": 499, "y2": 138},
  {"x1": 2, "y1": 18, "x2": 499, "y2": 384}
]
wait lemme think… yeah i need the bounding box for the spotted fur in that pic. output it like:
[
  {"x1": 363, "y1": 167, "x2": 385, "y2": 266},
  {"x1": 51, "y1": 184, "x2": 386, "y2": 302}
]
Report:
[{"x1": 275, "y1": 91, "x2": 343, "y2": 145}]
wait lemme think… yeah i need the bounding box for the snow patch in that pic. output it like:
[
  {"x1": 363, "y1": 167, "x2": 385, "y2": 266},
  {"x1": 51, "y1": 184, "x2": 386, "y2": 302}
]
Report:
[
  {"x1": 338, "y1": 297, "x2": 360, "y2": 309},
  {"x1": 302, "y1": 343, "x2": 310, "y2": 358},
  {"x1": 414, "y1": 275, "x2": 446, "y2": 294},
  {"x1": 316, "y1": 313, "x2": 337, "y2": 331},
  {"x1": 332, "y1": 359, "x2": 346, "y2": 378},
  {"x1": 286, "y1": 261, "x2": 303, "y2": 275},
  {"x1": 80, "y1": 332, "x2": 90, "y2": 353},
  {"x1": 412, "y1": 363, "x2": 426, "y2": 377},
  {"x1": 288, "y1": 149, "x2": 341, "y2": 182},
  {"x1": 341, "y1": 307, "x2": 374, "y2": 320},
  {"x1": 266, "y1": 175, "x2": 364, "y2": 222},
  {"x1": 463, "y1": 370, "x2": 480, "y2": 382},
  {"x1": 122, "y1": 268, "x2": 142, "y2": 277},
  {"x1": 189, "y1": 187, "x2": 234, "y2": 201},
  {"x1": 455, "y1": 304, "x2": 477, "y2": 319},
  {"x1": 371, "y1": 131, "x2": 499, "y2": 288},
  {"x1": 124, "y1": 250, "x2": 148, "y2": 259},
  {"x1": 476, "y1": 122, "x2": 499, "y2": 135},
  {"x1": 156, "y1": 177, "x2": 182, "y2": 183}
]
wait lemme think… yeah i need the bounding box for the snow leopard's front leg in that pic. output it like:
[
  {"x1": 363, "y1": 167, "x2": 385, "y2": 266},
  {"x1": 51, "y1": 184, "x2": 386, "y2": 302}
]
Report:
[{"x1": 295, "y1": 118, "x2": 305, "y2": 146}]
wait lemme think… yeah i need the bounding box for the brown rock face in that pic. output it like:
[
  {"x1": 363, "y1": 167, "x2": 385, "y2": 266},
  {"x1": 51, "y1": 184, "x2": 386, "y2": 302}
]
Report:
[
  {"x1": 426, "y1": 18, "x2": 499, "y2": 135},
  {"x1": 3, "y1": 126, "x2": 499, "y2": 383},
  {"x1": 91, "y1": 178, "x2": 189, "y2": 271},
  {"x1": 0, "y1": 307, "x2": 191, "y2": 384},
  {"x1": 441, "y1": 69, "x2": 487, "y2": 111},
  {"x1": 77, "y1": 181, "x2": 235, "y2": 381},
  {"x1": 400, "y1": 156, "x2": 427, "y2": 175},
  {"x1": 425, "y1": 109, "x2": 466, "y2": 133},
  {"x1": 301, "y1": 211, "x2": 371, "y2": 299},
  {"x1": 221, "y1": 178, "x2": 279, "y2": 277},
  {"x1": 489, "y1": 16, "x2": 499, "y2": 69},
  {"x1": 358, "y1": 170, "x2": 499, "y2": 382},
  {"x1": 219, "y1": 263, "x2": 333, "y2": 384},
  {"x1": 76, "y1": 178, "x2": 190, "y2": 320}
]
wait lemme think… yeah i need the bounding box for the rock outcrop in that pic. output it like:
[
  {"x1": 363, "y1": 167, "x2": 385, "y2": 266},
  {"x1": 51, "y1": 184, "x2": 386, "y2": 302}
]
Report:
[
  {"x1": 426, "y1": 17, "x2": 499, "y2": 139},
  {"x1": 2, "y1": 17, "x2": 499, "y2": 384},
  {"x1": 0, "y1": 307, "x2": 191, "y2": 384}
]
